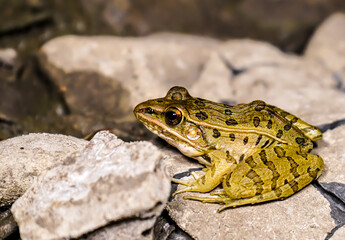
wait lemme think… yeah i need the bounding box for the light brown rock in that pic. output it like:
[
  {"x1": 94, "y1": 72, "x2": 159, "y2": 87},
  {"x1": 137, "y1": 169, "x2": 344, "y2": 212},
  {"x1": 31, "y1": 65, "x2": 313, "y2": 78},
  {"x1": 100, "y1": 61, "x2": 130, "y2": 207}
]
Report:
[
  {"x1": 316, "y1": 125, "x2": 345, "y2": 185},
  {"x1": 11, "y1": 131, "x2": 171, "y2": 240},
  {"x1": 39, "y1": 34, "x2": 218, "y2": 117},
  {"x1": 305, "y1": 13, "x2": 345, "y2": 72},
  {"x1": 0, "y1": 133, "x2": 87, "y2": 207},
  {"x1": 229, "y1": 65, "x2": 345, "y2": 125},
  {"x1": 167, "y1": 175, "x2": 334, "y2": 240},
  {"x1": 331, "y1": 225, "x2": 345, "y2": 240}
]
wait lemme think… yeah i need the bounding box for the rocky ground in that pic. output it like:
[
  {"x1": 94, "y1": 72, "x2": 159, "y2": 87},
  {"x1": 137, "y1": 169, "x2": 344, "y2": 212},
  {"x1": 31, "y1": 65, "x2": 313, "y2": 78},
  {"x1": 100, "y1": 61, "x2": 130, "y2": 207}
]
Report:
[{"x1": 1, "y1": 12, "x2": 345, "y2": 240}]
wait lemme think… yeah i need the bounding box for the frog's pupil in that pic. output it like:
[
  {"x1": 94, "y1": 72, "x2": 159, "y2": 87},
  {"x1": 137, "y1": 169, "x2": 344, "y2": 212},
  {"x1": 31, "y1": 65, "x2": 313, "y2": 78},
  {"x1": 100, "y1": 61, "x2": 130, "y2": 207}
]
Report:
[
  {"x1": 166, "y1": 111, "x2": 177, "y2": 120},
  {"x1": 165, "y1": 108, "x2": 182, "y2": 126}
]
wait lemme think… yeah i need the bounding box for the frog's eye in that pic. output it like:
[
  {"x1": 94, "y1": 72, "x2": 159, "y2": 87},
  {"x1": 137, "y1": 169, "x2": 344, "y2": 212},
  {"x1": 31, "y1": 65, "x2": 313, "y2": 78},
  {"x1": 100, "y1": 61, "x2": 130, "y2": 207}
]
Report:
[{"x1": 164, "y1": 107, "x2": 182, "y2": 126}]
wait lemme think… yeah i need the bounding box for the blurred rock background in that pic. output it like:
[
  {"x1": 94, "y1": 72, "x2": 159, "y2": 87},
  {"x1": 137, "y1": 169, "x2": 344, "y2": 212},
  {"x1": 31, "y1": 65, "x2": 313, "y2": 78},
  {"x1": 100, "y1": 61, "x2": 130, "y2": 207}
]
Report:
[{"x1": 1, "y1": 0, "x2": 345, "y2": 140}]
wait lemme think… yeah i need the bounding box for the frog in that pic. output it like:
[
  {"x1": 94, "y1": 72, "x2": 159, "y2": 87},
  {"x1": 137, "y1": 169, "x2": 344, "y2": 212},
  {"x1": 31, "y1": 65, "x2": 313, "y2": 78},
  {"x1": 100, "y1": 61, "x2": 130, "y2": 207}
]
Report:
[{"x1": 133, "y1": 86, "x2": 324, "y2": 212}]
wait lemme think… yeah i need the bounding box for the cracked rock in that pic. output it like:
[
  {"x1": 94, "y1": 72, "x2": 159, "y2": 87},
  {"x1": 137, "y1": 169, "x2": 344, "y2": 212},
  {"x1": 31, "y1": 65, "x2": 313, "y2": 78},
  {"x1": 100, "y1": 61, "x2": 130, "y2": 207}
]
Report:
[
  {"x1": 0, "y1": 133, "x2": 87, "y2": 207},
  {"x1": 11, "y1": 131, "x2": 171, "y2": 240}
]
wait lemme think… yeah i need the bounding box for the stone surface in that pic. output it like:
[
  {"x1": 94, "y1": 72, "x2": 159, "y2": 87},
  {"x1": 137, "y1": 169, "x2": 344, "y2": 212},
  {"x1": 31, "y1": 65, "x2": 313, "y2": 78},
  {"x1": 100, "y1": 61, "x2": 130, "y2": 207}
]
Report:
[
  {"x1": 80, "y1": 217, "x2": 155, "y2": 240},
  {"x1": 11, "y1": 131, "x2": 171, "y2": 240},
  {"x1": 0, "y1": 133, "x2": 87, "y2": 207},
  {"x1": 229, "y1": 65, "x2": 345, "y2": 125},
  {"x1": 39, "y1": 34, "x2": 218, "y2": 118},
  {"x1": 167, "y1": 181, "x2": 334, "y2": 240},
  {"x1": 0, "y1": 48, "x2": 20, "y2": 82},
  {"x1": 305, "y1": 13, "x2": 345, "y2": 72},
  {"x1": 0, "y1": 210, "x2": 17, "y2": 239},
  {"x1": 316, "y1": 125, "x2": 345, "y2": 187},
  {"x1": 331, "y1": 226, "x2": 345, "y2": 240}
]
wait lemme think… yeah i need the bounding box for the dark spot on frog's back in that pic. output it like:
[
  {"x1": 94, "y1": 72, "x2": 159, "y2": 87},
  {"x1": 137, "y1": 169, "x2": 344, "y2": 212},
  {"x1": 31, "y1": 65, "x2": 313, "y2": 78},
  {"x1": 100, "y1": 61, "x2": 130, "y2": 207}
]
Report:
[
  {"x1": 254, "y1": 101, "x2": 266, "y2": 111},
  {"x1": 229, "y1": 133, "x2": 235, "y2": 141},
  {"x1": 194, "y1": 100, "x2": 205, "y2": 106},
  {"x1": 195, "y1": 111, "x2": 208, "y2": 120},
  {"x1": 266, "y1": 120, "x2": 272, "y2": 129},
  {"x1": 225, "y1": 109, "x2": 232, "y2": 115},
  {"x1": 213, "y1": 129, "x2": 221, "y2": 138},
  {"x1": 276, "y1": 129, "x2": 283, "y2": 138},
  {"x1": 225, "y1": 118, "x2": 238, "y2": 126},
  {"x1": 253, "y1": 117, "x2": 260, "y2": 127},
  {"x1": 243, "y1": 136, "x2": 249, "y2": 145},
  {"x1": 284, "y1": 124, "x2": 292, "y2": 131},
  {"x1": 295, "y1": 137, "x2": 306, "y2": 145}
]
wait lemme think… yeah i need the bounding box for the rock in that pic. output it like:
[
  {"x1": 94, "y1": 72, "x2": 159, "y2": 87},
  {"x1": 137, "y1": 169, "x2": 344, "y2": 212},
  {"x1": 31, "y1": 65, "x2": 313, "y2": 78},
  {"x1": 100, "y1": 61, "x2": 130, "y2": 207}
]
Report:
[
  {"x1": 305, "y1": 13, "x2": 345, "y2": 72},
  {"x1": 331, "y1": 226, "x2": 345, "y2": 240},
  {"x1": 229, "y1": 65, "x2": 345, "y2": 125},
  {"x1": 79, "y1": 218, "x2": 156, "y2": 240},
  {"x1": 219, "y1": 39, "x2": 298, "y2": 70},
  {"x1": 190, "y1": 51, "x2": 233, "y2": 102},
  {"x1": 0, "y1": 48, "x2": 20, "y2": 82},
  {"x1": 167, "y1": 174, "x2": 335, "y2": 240},
  {"x1": 316, "y1": 125, "x2": 345, "y2": 188},
  {"x1": 11, "y1": 131, "x2": 171, "y2": 240},
  {"x1": 39, "y1": 34, "x2": 218, "y2": 120},
  {"x1": 0, "y1": 210, "x2": 17, "y2": 239},
  {"x1": 0, "y1": 133, "x2": 87, "y2": 207}
]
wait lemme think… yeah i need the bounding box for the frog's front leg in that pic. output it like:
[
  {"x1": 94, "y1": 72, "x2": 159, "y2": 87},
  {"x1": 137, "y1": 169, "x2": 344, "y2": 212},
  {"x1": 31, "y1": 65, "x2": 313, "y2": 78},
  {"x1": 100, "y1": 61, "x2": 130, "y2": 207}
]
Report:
[{"x1": 172, "y1": 150, "x2": 236, "y2": 196}]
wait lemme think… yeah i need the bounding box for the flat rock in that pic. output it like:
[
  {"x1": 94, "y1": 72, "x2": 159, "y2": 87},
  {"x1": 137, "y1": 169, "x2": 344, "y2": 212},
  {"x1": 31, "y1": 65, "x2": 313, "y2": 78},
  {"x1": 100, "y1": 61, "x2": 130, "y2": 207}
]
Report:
[
  {"x1": 167, "y1": 180, "x2": 334, "y2": 240},
  {"x1": 11, "y1": 131, "x2": 171, "y2": 240},
  {"x1": 0, "y1": 133, "x2": 87, "y2": 207},
  {"x1": 305, "y1": 13, "x2": 345, "y2": 72}
]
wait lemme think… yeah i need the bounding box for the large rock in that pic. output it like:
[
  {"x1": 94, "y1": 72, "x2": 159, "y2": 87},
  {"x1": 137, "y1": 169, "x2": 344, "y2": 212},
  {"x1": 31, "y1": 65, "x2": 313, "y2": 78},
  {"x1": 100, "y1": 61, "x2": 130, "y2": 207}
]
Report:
[
  {"x1": 305, "y1": 13, "x2": 345, "y2": 72},
  {"x1": 168, "y1": 185, "x2": 334, "y2": 240},
  {"x1": 39, "y1": 34, "x2": 218, "y2": 119},
  {"x1": 0, "y1": 133, "x2": 87, "y2": 207},
  {"x1": 11, "y1": 131, "x2": 171, "y2": 240}
]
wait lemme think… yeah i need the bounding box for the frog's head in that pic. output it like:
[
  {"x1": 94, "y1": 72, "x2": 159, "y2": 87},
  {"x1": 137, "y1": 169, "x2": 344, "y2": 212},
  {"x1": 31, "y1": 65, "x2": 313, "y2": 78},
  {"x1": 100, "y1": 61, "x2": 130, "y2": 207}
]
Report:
[{"x1": 134, "y1": 86, "x2": 211, "y2": 158}]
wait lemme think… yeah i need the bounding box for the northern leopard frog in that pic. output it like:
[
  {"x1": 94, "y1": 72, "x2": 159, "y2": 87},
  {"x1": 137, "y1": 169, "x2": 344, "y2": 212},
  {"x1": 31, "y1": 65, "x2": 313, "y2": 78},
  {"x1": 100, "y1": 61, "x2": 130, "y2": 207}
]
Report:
[{"x1": 134, "y1": 86, "x2": 324, "y2": 211}]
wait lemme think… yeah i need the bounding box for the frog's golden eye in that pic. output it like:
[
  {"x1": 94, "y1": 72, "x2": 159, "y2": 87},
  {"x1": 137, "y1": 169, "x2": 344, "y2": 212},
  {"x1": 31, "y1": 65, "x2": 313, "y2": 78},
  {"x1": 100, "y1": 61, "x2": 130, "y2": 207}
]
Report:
[{"x1": 164, "y1": 107, "x2": 182, "y2": 126}]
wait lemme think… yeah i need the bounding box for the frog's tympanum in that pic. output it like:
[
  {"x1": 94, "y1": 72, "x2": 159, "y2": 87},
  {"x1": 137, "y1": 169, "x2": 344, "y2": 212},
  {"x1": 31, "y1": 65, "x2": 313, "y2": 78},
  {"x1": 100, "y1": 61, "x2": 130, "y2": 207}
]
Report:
[{"x1": 134, "y1": 86, "x2": 324, "y2": 212}]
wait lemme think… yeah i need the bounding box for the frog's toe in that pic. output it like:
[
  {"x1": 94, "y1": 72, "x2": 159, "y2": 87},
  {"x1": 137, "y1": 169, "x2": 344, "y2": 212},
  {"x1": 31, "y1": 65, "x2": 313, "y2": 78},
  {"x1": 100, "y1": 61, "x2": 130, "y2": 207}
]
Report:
[
  {"x1": 171, "y1": 177, "x2": 191, "y2": 186},
  {"x1": 184, "y1": 195, "x2": 228, "y2": 204},
  {"x1": 172, "y1": 186, "x2": 195, "y2": 197}
]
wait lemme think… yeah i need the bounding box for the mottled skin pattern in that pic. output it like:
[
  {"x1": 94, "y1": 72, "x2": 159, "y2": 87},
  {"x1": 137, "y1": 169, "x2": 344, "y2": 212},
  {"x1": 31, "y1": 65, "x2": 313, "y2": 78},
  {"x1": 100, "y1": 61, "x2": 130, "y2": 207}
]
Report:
[{"x1": 134, "y1": 86, "x2": 324, "y2": 212}]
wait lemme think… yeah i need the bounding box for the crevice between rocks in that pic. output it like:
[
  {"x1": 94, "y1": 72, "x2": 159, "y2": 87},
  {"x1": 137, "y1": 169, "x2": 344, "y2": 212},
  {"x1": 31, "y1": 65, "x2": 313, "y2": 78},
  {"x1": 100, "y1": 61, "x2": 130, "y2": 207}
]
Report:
[
  {"x1": 332, "y1": 72, "x2": 345, "y2": 93},
  {"x1": 312, "y1": 181, "x2": 345, "y2": 240}
]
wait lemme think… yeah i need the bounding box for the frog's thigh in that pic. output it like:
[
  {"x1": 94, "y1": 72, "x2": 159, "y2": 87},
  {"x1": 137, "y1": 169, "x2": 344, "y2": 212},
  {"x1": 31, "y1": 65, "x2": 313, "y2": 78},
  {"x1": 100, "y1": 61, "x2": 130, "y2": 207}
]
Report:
[{"x1": 221, "y1": 151, "x2": 323, "y2": 205}]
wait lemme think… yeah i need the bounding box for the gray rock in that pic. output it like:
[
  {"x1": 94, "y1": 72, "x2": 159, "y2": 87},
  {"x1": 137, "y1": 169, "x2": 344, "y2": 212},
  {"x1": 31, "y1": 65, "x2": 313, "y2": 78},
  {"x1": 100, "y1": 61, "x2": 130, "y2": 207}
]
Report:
[
  {"x1": 0, "y1": 48, "x2": 20, "y2": 82},
  {"x1": 0, "y1": 133, "x2": 87, "y2": 207},
  {"x1": 331, "y1": 226, "x2": 345, "y2": 240},
  {"x1": 39, "y1": 34, "x2": 218, "y2": 120},
  {"x1": 229, "y1": 65, "x2": 345, "y2": 125},
  {"x1": 167, "y1": 173, "x2": 334, "y2": 240},
  {"x1": 316, "y1": 125, "x2": 345, "y2": 186},
  {"x1": 11, "y1": 131, "x2": 171, "y2": 240},
  {"x1": 0, "y1": 209, "x2": 17, "y2": 239},
  {"x1": 305, "y1": 13, "x2": 345, "y2": 72}
]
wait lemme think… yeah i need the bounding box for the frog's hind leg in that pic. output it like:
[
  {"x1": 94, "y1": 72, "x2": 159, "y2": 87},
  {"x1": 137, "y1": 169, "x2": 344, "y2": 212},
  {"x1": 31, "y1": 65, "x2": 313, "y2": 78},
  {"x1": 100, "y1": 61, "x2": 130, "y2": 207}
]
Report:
[{"x1": 216, "y1": 152, "x2": 324, "y2": 212}]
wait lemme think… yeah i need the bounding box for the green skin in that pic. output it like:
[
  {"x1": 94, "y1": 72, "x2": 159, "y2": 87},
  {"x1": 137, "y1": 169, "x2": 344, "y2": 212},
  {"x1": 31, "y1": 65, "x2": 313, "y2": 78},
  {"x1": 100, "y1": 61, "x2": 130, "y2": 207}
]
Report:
[{"x1": 134, "y1": 86, "x2": 324, "y2": 212}]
